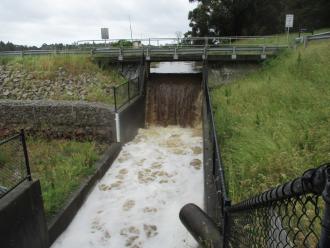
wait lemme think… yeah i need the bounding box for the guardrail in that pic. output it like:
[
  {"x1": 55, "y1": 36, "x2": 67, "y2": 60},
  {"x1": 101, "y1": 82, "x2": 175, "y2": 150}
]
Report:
[
  {"x1": 0, "y1": 130, "x2": 32, "y2": 199},
  {"x1": 298, "y1": 32, "x2": 330, "y2": 47},
  {"x1": 76, "y1": 36, "x2": 288, "y2": 47},
  {"x1": 93, "y1": 45, "x2": 287, "y2": 61}
]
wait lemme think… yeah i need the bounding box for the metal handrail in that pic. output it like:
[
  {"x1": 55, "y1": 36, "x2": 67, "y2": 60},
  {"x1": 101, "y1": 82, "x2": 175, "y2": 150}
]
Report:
[
  {"x1": 112, "y1": 58, "x2": 145, "y2": 112},
  {"x1": 203, "y1": 64, "x2": 229, "y2": 202}
]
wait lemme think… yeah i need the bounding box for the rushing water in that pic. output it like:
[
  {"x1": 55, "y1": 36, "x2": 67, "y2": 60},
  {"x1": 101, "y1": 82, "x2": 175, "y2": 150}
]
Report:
[
  {"x1": 146, "y1": 74, "x2": 202, "y2": 127},
  {"x1": 150, "y1": 62, "x2": 202, "y2": 74},
  {"x1": 51, "y1": 127, "x2": 203, "y2": 248}
]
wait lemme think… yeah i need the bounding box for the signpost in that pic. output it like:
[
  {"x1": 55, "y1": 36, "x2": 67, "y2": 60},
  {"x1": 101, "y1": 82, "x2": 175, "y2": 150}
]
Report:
[
  {"x1": 101, "y1": 28, "x2": 109, "y2": 44},
  {"x1": 285, "y1": 14, "x2": 294, "y2": 43}
]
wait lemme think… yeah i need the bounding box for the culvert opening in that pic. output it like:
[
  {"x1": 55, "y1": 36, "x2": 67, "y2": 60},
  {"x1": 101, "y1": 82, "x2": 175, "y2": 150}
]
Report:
[{"x1": 146, "y1": 73, "x2": 202, "y2": 128}]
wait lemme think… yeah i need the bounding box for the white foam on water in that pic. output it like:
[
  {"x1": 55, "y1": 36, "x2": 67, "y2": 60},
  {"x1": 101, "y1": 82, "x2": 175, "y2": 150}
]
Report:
[{"x1": 51, "y1": 126, "x2": 204, "y2": 248}]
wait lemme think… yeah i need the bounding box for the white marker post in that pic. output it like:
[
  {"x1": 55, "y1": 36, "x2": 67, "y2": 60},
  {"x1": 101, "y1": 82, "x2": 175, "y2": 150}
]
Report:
[{"x1": 285, "y1": 14, "x2": 294, "y2": 44}]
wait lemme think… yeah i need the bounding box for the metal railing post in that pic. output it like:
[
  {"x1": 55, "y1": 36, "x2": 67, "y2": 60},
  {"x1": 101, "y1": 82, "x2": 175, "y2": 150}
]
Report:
[
  {"x1": 20, "y1": 129, "x2": 32, "y2": 181},
  {"x1": 113, "y1": 86, "x2": 117, "y2": 111},
  {"x1": 223, "y1": 199, "x2": 231, "y2": 248},
  {"x1": 128, "y1": 81, "x2": 131, "y2": 102}
]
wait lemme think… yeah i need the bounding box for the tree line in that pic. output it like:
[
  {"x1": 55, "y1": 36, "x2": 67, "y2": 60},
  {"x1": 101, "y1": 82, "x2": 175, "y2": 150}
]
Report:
[
  {"x1": 186, "y1": 0, "x2": 330, "y2": 37},
  {"x1": 0, "y1": 41, "x2": 77, "y2": 52},
  {"x1": 0, "y1": 40, "x2": 134, "y2": 52}
]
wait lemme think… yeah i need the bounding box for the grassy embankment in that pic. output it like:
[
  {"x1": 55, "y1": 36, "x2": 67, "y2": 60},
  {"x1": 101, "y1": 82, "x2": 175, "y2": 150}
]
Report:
[
  {"x1": 212, "y1": 40, "x2": 330, "y2": 203},
  {"x1": 28, "y1": 139, "x2": 106, "y2": 219},
  {"x1": 0, "y1": 55, "x2": 126, "y2": 104},
  {"x1": 0, "y1": 55, "x2": 120, "y2": 218},
  {"x1": 0, "y1": 138, "x2": 106, "y2": 219}
]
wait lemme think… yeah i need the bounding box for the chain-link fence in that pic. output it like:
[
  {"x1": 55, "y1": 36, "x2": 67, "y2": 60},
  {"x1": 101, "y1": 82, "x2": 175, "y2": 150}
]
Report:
[
  {"x1": 227, "y1": 164, "x2": 330, "y2": 247},
  {"x1": 0, "y1": 130, "x2": 31, "y2": 199}
]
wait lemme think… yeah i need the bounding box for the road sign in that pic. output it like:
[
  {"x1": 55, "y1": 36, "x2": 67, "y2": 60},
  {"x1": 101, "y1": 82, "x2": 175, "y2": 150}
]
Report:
[
  {"x1": 285, "y1": 14, "x2": 294, "y2": 28},
  {"x1": 101, "y1": 28, "x2": 109, "y2": 40}
]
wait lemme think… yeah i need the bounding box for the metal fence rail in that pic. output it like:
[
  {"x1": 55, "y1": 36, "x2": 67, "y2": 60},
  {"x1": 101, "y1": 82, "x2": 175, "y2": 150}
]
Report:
[{"x1": 0, "y1": 130, "x2": 32, "y2": 199}]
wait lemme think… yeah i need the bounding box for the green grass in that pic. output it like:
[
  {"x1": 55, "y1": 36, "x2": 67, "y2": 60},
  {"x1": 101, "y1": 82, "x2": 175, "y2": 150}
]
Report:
[
  {"x1": 212, "y1": 40, "x2": 330, "y2": 203},
  {"x1": 0, "y1": 138, "x2": 106, "y2": 219},
  {"x1": 27, "y1": 139, "x2": 106, "y2": 219},
  {"x1": 233, "y1": 28, "x2": 330, "y2": 46},
  {"x1": 0, "y1": 55, "x2": 126, "y2": 105}
]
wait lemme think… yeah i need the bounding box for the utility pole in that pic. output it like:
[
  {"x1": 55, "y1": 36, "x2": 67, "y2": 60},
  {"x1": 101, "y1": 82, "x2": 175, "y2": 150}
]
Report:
[{"x1": 129, "y1": 15, "x2": 133, "y2": 41}]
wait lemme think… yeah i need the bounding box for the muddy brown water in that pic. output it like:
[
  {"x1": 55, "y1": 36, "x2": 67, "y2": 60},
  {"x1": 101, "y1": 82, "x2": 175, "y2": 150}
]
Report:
[{"x1": 146, "y1": 73, "x2": 202, "y2": 128}]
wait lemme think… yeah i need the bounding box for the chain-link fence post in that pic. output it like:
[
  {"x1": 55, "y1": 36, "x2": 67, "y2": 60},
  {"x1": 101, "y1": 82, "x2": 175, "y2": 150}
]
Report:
[
  {"x1": 20, "y1": 129, "x2": 32, "y2": 181},
  {"x1": 319, "y1": 167, "x2": 330, "y2": 248}
]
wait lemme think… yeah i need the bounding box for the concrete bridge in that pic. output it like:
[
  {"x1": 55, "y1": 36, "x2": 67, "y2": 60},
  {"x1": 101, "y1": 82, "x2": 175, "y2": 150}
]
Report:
[{"x1": 0, "y1": 36, "x2": 289, "y2": 62}]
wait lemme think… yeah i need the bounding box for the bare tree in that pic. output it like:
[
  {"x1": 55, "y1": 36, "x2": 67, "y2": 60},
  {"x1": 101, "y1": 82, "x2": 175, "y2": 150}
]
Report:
[{"x1": 175, "y1": 31, "x2": 183, "y2": 39}]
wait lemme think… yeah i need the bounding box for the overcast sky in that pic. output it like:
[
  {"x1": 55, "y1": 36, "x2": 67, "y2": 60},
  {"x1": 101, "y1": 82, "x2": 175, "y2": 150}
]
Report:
[{"x1": 0, "y1": 0, "x2": 197, "y2": 46}]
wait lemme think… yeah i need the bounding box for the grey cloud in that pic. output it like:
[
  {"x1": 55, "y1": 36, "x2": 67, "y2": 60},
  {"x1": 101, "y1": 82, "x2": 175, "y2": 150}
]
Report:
[{"x1": 0, "y1": 0, "x2": 196, "y2": 46}]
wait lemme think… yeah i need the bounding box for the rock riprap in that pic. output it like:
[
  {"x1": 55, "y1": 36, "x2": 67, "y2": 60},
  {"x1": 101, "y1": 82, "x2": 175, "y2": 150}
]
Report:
[{"x1": 0, "y1": 65, "x2": 113, "y2": 101}]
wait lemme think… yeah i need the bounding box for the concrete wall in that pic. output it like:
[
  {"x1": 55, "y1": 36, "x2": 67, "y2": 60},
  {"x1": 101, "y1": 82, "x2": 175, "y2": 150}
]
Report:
[
  {"x1": 208, "y1": 62, "x2": 260, "y2": 87},
  {"x1": 0, "y1": 100, "x2": 116, "y2": 142},
  {"x1": 0, "y1": 180, "x2": 49, "y2": 248},
  {"x1": 118, "y1": 95, "x2": 146, "y2": 143}
]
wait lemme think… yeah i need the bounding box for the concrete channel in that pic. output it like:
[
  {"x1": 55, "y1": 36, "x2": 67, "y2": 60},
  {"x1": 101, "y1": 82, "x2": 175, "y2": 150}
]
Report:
[{"x1": 50, "y1": 62, "x2": 208, "y2": 248}]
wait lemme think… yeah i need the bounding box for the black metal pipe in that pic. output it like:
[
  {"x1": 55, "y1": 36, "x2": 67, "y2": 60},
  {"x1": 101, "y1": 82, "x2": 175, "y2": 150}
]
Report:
[{"x1": 179, "y1": 204, "x2": 222, "y2": 248}]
